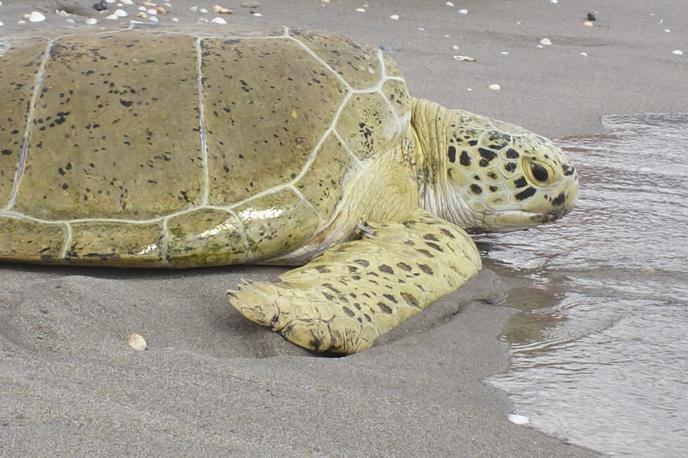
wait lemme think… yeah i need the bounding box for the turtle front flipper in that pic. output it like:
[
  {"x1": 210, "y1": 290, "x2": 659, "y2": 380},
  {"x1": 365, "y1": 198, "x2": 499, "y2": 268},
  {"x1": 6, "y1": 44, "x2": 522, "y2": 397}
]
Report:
[{"x1": 228, "y1": 212, "x2": 481, "y2": 354}]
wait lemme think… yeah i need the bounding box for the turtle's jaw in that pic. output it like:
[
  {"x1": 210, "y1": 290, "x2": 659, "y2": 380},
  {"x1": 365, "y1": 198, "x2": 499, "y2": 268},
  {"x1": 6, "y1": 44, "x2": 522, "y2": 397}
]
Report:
[{"x1": 480, "y1": 186, "x2": 578, "y2": 232}]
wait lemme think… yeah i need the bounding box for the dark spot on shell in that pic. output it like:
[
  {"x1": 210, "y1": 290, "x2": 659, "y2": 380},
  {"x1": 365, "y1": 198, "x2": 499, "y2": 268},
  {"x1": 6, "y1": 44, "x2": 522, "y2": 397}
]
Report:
[
  {"x1": 423, "y1": 233, "x2": 439, "y2": 242},
  {"x1": 343, "y1": 306, "x2": 355, "y2": 318},
  {"x1": 396, "y1": 262, "x2": 412, "y2": 271},
  {"x1": 470, "y1": 184, "x2": 482, "y2": 194},
  {"x1": 354, "y1": 259, "x2": 370, "y2": 267}
]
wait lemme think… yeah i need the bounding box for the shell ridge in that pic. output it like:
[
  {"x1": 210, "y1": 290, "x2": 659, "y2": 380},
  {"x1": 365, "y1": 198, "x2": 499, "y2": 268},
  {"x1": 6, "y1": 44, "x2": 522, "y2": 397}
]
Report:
[
  {"x1": 195, "y1": 37, "x2": 210, "y2": 205},
  {"x1": 59, "y1": 222, "x2": 72, "y2": 259},
  {"x1": 287, "y1": 35, "x2": 352, "y2": 91},
  {"x1": 289, "y1": 91, "x2": 353, "y2": 187},
  {"x1": 333, "y1": 129, "x2": 363, "y2": 167},
  {"x1": 3, "y1": 37, "x2": 55, "y2": 212},
  {"x1": 289, "y1": 183, "x2": 323, "y2": 225},
  {"x1": 375, "y1": 50, "x2": 403, "y2": 131},
  {"x1": 226, "y1": 208, "x2": 256, "y2": 261}
]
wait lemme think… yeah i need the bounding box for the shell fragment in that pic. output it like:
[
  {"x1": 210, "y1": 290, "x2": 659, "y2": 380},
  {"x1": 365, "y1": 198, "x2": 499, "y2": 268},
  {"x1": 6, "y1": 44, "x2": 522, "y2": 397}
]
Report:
[{"x1": 127, "y1": 333, "x2": 148, "y2": 351}]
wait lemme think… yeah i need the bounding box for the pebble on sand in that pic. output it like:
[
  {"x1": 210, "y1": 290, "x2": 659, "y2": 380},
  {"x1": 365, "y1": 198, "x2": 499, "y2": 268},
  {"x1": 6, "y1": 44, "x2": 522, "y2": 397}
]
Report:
[
  {"x1": 390, "y1": 14, "x2": 399, "y2": 20},
  {"x1": 489, "y1": 83, "x2": 501, "y2": 90},
  {"x1": 211, "y1": 17, "x2": 227, "y2": 24},
  {"x1": 673, "y1": 50, "x2": 684, "y2": 55},
  {"x1": 213, "y1": 5, "x2": 233, "y2": 14},
  {"x1": 127, "y1": 333, "x2": 148, "y2": 352},
  {"x1": 29, "y1": 11, "x2": 46, "y2": 22},
  {"x1": 112, "y1": 9, "x2": 128, "y2": 18},
  {"x1": 85, "y1": 17, "x2": 98, "y2": 25},
  {"x1": 93, "y1": 0, "x2": 108, "y2": 12},
  {"x1": 539, "y1": 38, "x2": 552, "y2": 46},
  {"x1": 445, "y1": 1, "x2": 454, "y2": 6},
  {"x1": 453, "y1": 55, "x2": 476, "y2": 62},
  {"x1": 458, "y1": 9, "x2": 468, "y2": 15},
  {"x1": 508, "y1": 414, "x2": 530, "y2": 425},
  {"x1": 583, "y1": 21, "x2": 594, "y2": 27},
  {"x1": 356, "y1": 8, "x2": 366, "y2": 13}
]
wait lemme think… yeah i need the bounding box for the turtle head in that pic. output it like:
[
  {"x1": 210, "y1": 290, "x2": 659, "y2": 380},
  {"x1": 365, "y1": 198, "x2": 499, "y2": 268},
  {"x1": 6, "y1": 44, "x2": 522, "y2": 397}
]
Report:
[{"x1": 441, "y1": 110, "x2": 579, "y2": 232}]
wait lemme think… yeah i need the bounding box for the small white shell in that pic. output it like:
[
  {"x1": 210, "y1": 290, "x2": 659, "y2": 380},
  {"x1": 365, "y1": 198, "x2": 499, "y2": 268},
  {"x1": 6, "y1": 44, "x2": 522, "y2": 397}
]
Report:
[
  {"x1": 213, "y1": 5, "x2": 233, "y2": 14},
  {"x1": 29, "y1": 11, "x2": 46, "y2": 23},
  {"x1": 508, "y1": 414, "x2": 530, "y2": 425},
  {"x1": 127, "y1": 333, "x2": 147, "y2": 351}
]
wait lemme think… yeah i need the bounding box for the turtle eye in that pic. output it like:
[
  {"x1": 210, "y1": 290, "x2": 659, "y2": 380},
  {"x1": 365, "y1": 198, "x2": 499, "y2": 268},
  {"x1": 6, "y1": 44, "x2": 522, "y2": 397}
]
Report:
[{"x1": 530, "y1": 163, "x2": 549, "y2": 183}]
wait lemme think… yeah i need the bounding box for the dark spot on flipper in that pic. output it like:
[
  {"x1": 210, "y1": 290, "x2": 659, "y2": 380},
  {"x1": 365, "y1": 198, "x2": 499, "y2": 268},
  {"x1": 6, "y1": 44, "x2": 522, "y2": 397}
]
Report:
[
  {"x1": 418, "y1": 264, "x2": 433, "y2": 275},
  {"x1": 323, "y1": 283, "x2": 341, "y2": 294},
  {"x1": 425, "y1": 241, "x2": 443, "y2": 252},
  {"x1": 423, "y1": 233, "x2": 439, "y2": 242},
  {"x1": 396, "y1": 262, "x2": 412, "y2": 271},
  {"x1": 315, "y1": 265, "x2": 331, "y2": 273},
  {"x1": 515, "y1": 187, "x2": 537, "y2": 200},
  {"x1": 439, "y1": 228, "x2": 456, "y2": 239},
  {"x1": 343, "y1": 306, "x2": 355, "y2": 318},
  {"x1": 383, "y1": 294, "x2": 398, "y2": 303},
  {"x1": 354, "y1": 259, "x2": 369, "y2": 267},
  {"x1": 401, "y1": 292, "x2": 419, "y2": 308},
  {"x1": 377, "y1": 302, "x2": 393, "y2": 314},
  {"x1": 379, "y1": 264, "x2": 394, "y2": 274},
  {"x1": 416, "y1": 248, "x2": 434, "y2": 257}
]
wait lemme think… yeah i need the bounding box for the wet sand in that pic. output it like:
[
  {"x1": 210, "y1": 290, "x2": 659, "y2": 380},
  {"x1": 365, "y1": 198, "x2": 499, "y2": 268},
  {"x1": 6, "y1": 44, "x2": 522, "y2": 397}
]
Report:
[{"x1": 1, "y1": 0, "x2": 685, "y2": 455}]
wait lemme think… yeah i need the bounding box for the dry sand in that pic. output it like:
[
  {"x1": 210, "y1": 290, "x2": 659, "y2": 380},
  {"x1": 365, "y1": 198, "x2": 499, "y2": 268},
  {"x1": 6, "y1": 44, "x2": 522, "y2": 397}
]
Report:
[{"x1": 1, "y1": 0, "x2": 685, "y2": 456}]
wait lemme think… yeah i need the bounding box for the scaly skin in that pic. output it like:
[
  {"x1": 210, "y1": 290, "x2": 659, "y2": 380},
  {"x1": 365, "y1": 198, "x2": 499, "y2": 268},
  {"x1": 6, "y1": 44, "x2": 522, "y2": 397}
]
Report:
[{"x1": 229, "y1": 98, "x2": 579, "y2": 353}]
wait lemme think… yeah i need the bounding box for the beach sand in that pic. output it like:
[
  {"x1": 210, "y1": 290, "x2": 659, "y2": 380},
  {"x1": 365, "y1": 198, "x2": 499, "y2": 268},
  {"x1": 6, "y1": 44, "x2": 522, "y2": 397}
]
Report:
[{"x1": 1, "y1": 0, "x2": 685, "y2": 455}]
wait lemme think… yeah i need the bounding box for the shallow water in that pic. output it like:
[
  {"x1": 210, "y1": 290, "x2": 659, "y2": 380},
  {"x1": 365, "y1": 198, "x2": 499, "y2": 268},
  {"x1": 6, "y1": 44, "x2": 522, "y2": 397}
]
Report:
[{"x1": 481, "y1": 113, "x2": 688, "y2": 457}]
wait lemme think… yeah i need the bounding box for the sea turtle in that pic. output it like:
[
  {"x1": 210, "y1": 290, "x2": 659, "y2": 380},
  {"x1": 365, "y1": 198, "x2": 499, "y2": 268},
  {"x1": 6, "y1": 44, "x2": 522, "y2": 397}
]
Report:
[{"x1": 0, "y1": 28, "x2": 578, "y2": 353}]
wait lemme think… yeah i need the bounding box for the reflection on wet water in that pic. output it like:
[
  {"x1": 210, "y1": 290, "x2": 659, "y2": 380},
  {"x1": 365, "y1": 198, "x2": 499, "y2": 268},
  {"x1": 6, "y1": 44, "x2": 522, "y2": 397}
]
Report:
[{"x1": 482, "y1": 114, "x2": 688, "y2": 456}]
